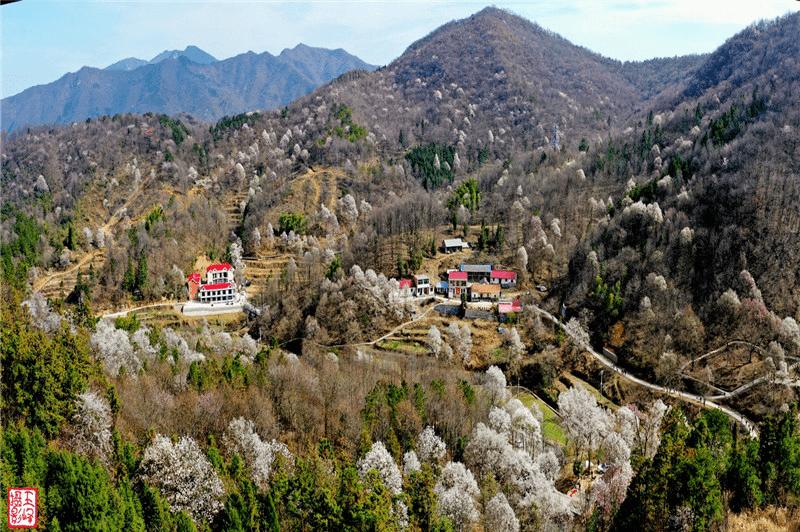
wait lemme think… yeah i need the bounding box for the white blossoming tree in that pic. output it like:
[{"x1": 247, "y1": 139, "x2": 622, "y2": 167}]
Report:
[
  {"x1": 485, "y1": 365, "x2": 510, "y2": 405},
  {"x1": 434, "y1": 461, "x2": 480, "y2": 531},
  {"x1": 138, "y1": 435, "x2": 224, "y2": 523},
  {"x1": 71, "y1": 391, "x2": 113, "y2": 463},
  {"x1": 339, "y1": 193, "x2": 359, "y2": 224},
  {"x1": 91, "y1": 319, "x2": 141, "y2": 376},
  {"x1": 222, "y1": 417, "x2": 291, "y2": 490},
  {"x1": 357, "y1": 441, "x2": 403, "y2": 495},
  {"x1": 558, "y1": 386, "x2": 612, "y2": 471},
  {"x1": 484, "y1": 492, "x2": 520, "y2": 532},
  {"x1": 403, "y1": 450, "x2": 421, "y2": 475},
  {"x1": 22, "y1": 292, "x2": 62, "y2": 333},
  {"x1": 426, "y1": 325, "x2": 443, "y2": 358},
  {"x1": 417, "y1": 426, "x2": 446, "y2": 464}
]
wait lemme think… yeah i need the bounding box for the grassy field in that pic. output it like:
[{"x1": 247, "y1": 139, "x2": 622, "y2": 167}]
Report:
[
  {"x1": 517, "y1": 391, "x2": 567, "y2": 448},
  {"x1": 377, "y1": 338, "x2": 428, "y2": 354}
]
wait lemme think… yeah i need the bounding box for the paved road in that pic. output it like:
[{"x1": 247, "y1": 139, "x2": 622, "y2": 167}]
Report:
[
  {"x1": 101, "y1": 295, "x2": 249, "y2": 319},
  {"x1": 533, "y1": 305, "x2": 760, "y2": 439},
  {"x1": 706, "y1": 360, "x2": 800, "y2": 401},
  {"x1": 102, "y1": 302, "x2": 181, "y2": 318},
  {"x1": 678, "y1": 340, "x2": 764, "y2": 374}
]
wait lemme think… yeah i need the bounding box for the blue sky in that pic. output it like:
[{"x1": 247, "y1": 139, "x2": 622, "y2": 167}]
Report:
[{"x1": 2, "y1": 0, "x2": 798, "y2": 98}]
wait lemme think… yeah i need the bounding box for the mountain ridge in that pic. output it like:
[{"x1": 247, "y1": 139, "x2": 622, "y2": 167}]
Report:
[
  {"x1": 2, "y1": 44, "x2": 377, "y2": 132},
  {"x1": 105, "y1": 45, "x2": 218, "y2": 71}
]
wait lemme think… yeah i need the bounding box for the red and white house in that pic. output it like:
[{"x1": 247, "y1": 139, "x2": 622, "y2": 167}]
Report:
[
  {"x1": 398, "y1": 279, "x2": 414, "y2": 293},
  {"x1": 198, "y1": 282, "x2": 236, "y2": 304},
  {"x1": 187, "y1": 273, "x2": 202, "y2": 300},
  {"x1": 207, "y1": 263, "x2": 234, "y2": 284},
  {"x1": 490, "y1": 270, "x2": 517, "y2": 287},
  {"x1": 448, "y1": 270, "x2": 468, "y2": 299},
  {"x1": 186, "y1": 263, "x2": 238, "y2": 303}
]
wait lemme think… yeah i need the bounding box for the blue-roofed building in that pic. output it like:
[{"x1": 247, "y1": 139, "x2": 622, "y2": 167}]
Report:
[{"x1": 435, "y1": 281, "x2": 449, "y2": 295}]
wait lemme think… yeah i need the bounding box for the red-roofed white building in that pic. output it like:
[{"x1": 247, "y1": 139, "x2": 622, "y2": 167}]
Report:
[
  {"x1": 207, "y1": 263, "x2": 233, "y2": 284},
  {"x1": 198, "y1": 282, "x2": 235, "y2": 304},
  {"x1": 398, "y1": 279, "x2": 413, "y2": 291},
  {"x1": 448, "y1": 270, "x2": 468, "y2": 299},
  {"x1": 490, "y1": 270, "x2": 517, "y2": 287}
]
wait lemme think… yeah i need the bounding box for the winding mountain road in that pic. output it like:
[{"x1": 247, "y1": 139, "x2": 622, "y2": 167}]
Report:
[{"x1": 534, "y1": 306, "x2": 761, "y2": 438}]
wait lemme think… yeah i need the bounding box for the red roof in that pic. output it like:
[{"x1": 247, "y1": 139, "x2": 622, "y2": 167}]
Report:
[
  {"x1": 398, "y1": 279, "x2": 413, "y2": 289},
  {"x1": 187, "y1": 273, "x2": 201, "y2": 284},
  {"x1": 448, "y1": 271, "x2": 468, "y2": 281},
  {"x1": 200, "y1": 282, "x2": 232, "y2": 291},
  {"x1": 498, "y1": 300, "x2": 523, "y2": 313},
  {"x1": 491, "y1": 270, "x2": 517, "y2": 280},
  {"x1": 206, "y1": 263, "x2": 233, "y2": 273}
]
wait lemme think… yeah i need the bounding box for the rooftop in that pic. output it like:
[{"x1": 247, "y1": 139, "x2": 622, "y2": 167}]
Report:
[
  {"x1": 461, "y1": 264, "x2": 492, "y2": 273},
  {"x1": 471, "y1": 283, "x2": 501, "y2": 294},
  {"x1": 498, "y1": 300, "x2": 524, "y2": 313},
  {"x1": 200, "y1": 282, "x2": 232, "y2": 291},
  {"x1": 491, "y1": 270, "x2": 517, "y2": 279},
  {"x1": 207, "y1": 263, "x2": 233, "y2": 272},
  {"x1": 448, "y1": 271, "x2": 468, "y2": 280}
]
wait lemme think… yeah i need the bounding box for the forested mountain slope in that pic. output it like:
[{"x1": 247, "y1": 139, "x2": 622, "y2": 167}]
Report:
[{"x1": 2, "y1": 8, "x2": 800, "y2": 532}]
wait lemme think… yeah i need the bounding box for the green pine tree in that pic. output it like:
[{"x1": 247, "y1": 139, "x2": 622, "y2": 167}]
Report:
[
  {"x1": 123, "y1": 259, "x2": 136, "y2": 293},
  {"x1": 135, "y1": 252, "x2": 148, "y2": 293}
]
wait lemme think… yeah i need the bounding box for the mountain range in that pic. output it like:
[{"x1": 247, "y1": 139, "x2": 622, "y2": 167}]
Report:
[{"x1": 1, "y1": 44, "x2": 377, "y2": 132}]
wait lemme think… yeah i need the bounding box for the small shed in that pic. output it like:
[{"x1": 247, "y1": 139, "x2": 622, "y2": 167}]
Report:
[{"x1": 443, "y1": 238, "x2": 469, "y2": 253}]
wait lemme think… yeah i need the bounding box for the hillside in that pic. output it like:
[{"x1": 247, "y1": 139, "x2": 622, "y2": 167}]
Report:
[
  {"x1": 2, "y1": 8, "x2": 800, "y2": 532},
  {"x1": 1, "y1": 44, "x2": 377, "y2": 132}
]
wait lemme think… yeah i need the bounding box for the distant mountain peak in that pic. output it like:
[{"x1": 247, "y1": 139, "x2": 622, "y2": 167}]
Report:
[
  {"x1": 105, "y1": 46, "x2": 217, "y2": 71},
  {"x1": 149, "y1": 46, "x2": 217, "y2": 65}
]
